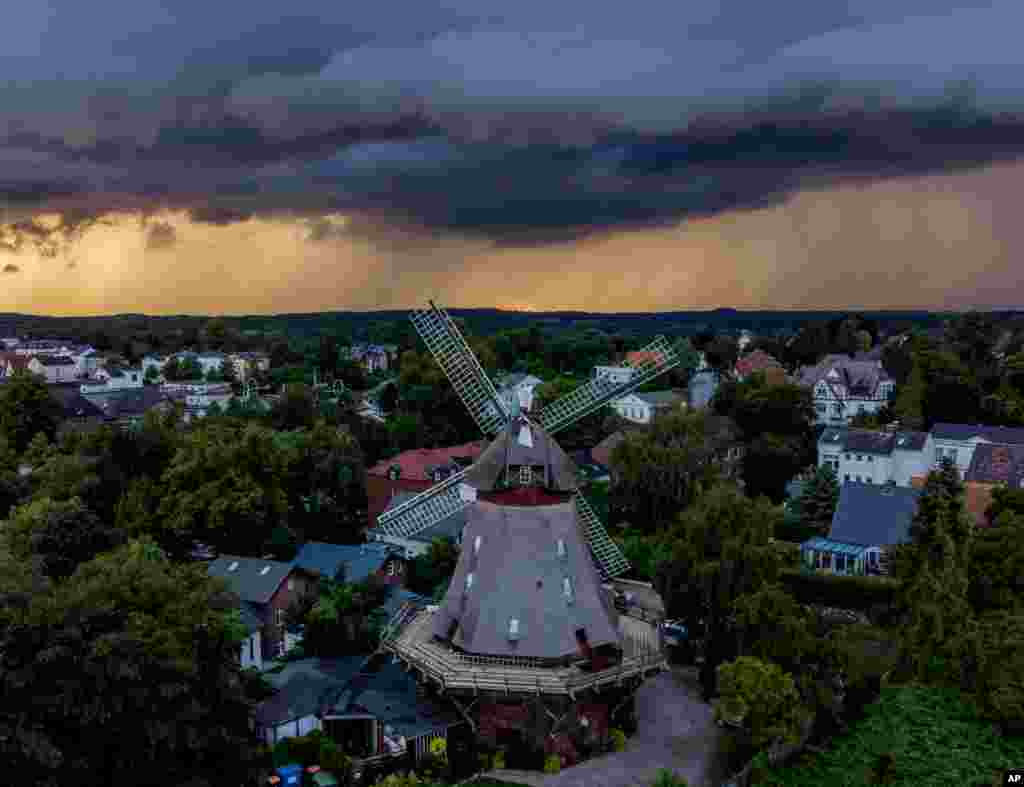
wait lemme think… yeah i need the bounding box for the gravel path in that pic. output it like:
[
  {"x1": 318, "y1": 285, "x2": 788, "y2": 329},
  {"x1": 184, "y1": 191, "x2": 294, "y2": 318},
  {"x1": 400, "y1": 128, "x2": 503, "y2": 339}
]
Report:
[{"x1": 484, "y1": 667, "x2": 727, "y2": 787}]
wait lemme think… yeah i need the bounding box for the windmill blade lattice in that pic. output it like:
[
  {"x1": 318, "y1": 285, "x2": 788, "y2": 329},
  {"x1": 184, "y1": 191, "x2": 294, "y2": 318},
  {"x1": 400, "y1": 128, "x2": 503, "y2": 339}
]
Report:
[
  {"x1": 373, "y1": 467, "x2": 475, "y2": 540},
  {"x1": 574, "y1": 490, "x2": 630, "y2": 579},
  {"x1": 410, "y1": 301, "x2": 509, "y2": 437},
  {"x1": 538, "y1": 335, "x2": 683, "y2": 435}
]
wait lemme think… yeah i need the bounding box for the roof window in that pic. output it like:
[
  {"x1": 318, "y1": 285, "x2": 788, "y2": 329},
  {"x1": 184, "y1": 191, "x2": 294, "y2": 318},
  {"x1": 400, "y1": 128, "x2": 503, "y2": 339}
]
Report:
[
  {"x1": 508, "y1": 618, "x2": 520, "y2": 641},
  {"x1": 228, "y1": 561, "x2": 239, "y2": 572},
  {"x1": 557, "y1": 539, "x2": 567, "y2": 560},
  {"x1": 563, "y1": 577, "x2": 574, "y2": 605},
  {"x1": 465, "y1": 572, "x2": 475, "y2": 592},
  {"x1": 260, "y1": 566, "x2": 271, "y2": 576},
  {"x1": 474, "y1": 535, "x2": 482, "y2": 555}
]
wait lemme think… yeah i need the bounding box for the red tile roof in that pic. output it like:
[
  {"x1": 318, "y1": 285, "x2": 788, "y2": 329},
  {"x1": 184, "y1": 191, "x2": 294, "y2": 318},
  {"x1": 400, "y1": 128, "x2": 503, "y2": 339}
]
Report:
[
  {"x1": 735, "y1": 349, "x2": 784, "y2": 378},
  {"x1": 910, "y1": 475, "x2": 993, "y2": 528},
  {"x1": 626, "y1": 350, "x2": 662, "y2": 367},
  {"x1": 0, "y1": 352, "x2": 32, "y2": 371},
  {"x1": 367, "y1": 441, "x2": 488, "y2": 480}
]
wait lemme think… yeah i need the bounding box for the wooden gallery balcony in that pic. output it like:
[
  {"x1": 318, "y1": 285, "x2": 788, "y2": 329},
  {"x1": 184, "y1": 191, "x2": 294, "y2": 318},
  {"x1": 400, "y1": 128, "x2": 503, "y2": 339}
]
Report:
[{"x1": 381, "y1": 605, "x2": 668, "y2": 698}]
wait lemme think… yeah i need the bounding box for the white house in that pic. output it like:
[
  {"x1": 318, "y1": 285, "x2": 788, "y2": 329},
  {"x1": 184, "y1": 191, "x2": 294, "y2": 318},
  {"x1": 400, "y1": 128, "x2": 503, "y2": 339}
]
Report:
[
  {"x1": 593, "y1": 365, "x2": 634, "y2": 385},
  {"x1": 496, "y1": 373, "x2": 543, "y2": 413},
  {"x1": 196, "y1": 352, "x2": 229, "y2": 377},
  {"x1": 228, "y1": 351, "x2": 270, "y2": 382},
  {"x1": 71, "y1": 347, "x2": 99, "y2": 378},
  {"x1": 929, "y1": 423, "x2": 1024, "y2": 477},
  {"x1": 818, "y1": 427, "x2": 931, "y2": 486},
  {"x1": 80, "y1": 367, "x2": 144, "y2": 395},
  {"x1": 28, "y1": 355, "x2": 77, "y2": 383},
  {"x1": 798, "y1": 355, "x2": 895, "y2": 426},
  {"x1": 14, "y1": 340, "x2": 74, "y2": 356},
  {"x1": 609, "y1": 390, "x2": 686, "y2": 424}
]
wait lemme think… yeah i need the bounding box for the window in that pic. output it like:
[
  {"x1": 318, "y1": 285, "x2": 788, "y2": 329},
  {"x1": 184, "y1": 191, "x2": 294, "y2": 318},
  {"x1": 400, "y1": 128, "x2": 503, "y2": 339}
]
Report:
[
  {"x1": 249, "y1": 638, "x2": 255, "y2": 661},
  {"x1": 274, "y1": 608, "x2": 285, "y2": 627},
  {"x1": 844, "y1": 454, "x2": 851, "y2": 461},
  {"x1": 867, "y1": 455, "x2": 873, "y2": 463},
  {"x1": 856, "y1": 454, "x2": 863, "y2": 462},
  {"x1": 844, "y1": 474, "x2": 851, "y2": 482},
  {"x1": 816, "y1": 404, "x2": 825, "y2": 414},
  {"x1": 519, "y1": 465, "x2": 532, "y2": 485},
  {"x1": 465, "y1": 573, "x2": 475, "y2": 592},
  {"x1": 835, "y1": 554, "x2": 846, "y2": 573},
  {"x1": 287, "y1": 579, "x2": 294, "y2": 591}
]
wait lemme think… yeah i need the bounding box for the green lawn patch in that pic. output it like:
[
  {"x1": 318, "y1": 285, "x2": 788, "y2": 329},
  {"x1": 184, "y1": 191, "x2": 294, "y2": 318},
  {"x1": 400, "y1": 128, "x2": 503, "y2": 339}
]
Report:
[{"x1": 751, "y1": 686, "x2": 1023, "y2": 786}]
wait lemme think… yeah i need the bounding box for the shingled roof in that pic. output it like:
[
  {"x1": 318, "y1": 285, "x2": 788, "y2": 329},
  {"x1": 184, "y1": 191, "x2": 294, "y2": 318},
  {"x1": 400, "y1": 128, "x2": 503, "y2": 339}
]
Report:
[
  {"x1": 966, "y1": 443, "x2": 1024, "y2": 487},
  {"x1": 932, "y1": 423, "x2": 1024, "y2": 445},
  {"x1": 465, "y1": 415, "x2": 579, "y2": 492},
  {"x1": 432, "y1": 499, "x2": 621, "y2": 660},
  {"x1": 367, "y1": 441, "x2": 487, "y2": 480},
  {"x1": 207, "y1": 555, "x2": 297, "y2": 605},
  {"x1": 829, "y1": 483, "x2": 919, "y2": 547}
]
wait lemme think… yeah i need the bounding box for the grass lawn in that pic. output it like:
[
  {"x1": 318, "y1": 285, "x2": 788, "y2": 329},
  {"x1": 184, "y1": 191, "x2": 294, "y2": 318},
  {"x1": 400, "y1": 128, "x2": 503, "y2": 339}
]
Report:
[{"x1": 750, "y1": 686, "x2": 1024, "y2": 786}]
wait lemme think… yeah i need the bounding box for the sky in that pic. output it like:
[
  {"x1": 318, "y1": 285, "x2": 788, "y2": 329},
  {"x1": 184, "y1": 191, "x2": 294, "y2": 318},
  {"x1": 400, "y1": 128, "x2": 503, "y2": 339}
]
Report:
[{"x1": 2, "y1": 0, "x2": 1024, "y2": 315}]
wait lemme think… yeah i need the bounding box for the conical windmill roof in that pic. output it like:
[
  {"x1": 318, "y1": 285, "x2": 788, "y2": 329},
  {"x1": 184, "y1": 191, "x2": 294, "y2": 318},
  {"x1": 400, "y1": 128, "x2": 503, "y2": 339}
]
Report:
[
  {"x1": 464, "y1": 414, "x2": 580, "y2": 492},
  {"x1": 432, "y1": 499, "x2": 621, "y2": 660}
]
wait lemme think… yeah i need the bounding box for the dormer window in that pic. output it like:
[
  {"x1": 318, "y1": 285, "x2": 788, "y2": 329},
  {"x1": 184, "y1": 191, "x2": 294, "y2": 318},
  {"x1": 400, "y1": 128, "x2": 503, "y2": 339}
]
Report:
[
  {"x1": 508, "y1": 618, "x2": 520, "y2": 641},
  {"x1": 557, "y1": 539, "x2": 567, "y2": 560},
  {"x1": 228, "y1": 561, "x2": 239, "y2": 572},
  {"x1": 519, "y1": 465, "x2": 532, "y2": 485},
  {"x1": 465, "y1": 572, "x2": 475, "y2": 592}
]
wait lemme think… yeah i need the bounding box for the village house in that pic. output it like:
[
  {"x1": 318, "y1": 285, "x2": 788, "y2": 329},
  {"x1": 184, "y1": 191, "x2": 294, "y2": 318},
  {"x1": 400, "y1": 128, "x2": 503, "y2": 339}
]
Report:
[
  {"x1": 928, "y1": 423, "x2": 1024, "y2": 477},
  {"x1": 364, "y1": 441, "x2": 488, "y2": 529},
  {"x1": 495, "y1": 373, "x2": 543, "y2": 413},
  {"x1": 0, "y1": 351, "x2": 32, "y2": 378},
  {"x1": 80, "y1": 366, "x2": 144, "y2": 394},
  {"x1": 817, "y1": 427, "x2": 931, "y2": 486},
  {"x1": 12, "y1": 339, "x2": 75, "y2": 356},
  {"x1": 932, "y1": 441, "x2": 1024, "y2": 528},
  {"x1": 798, "y1": 354, "x2": 895, "y2": 426},
  {"x1": 608, "y1": 389, "x2": 686, "y2": 425},
  {"x1": 48, "y1": 385, "x2": 107, "y2": 438},
  {"x1": 801, "y1": 482, "x2": 920, "y2": 576},
  {"x1": 207, "y1": 555, "x2": 319, "y2": 666},
  {"x1": 228, "y1": 351, "x2": 271, "y2": 382},
  {"x1": 348, "y1": 344, "x2": 391, "y2": 373},
  {"x1": 28, "y1": 355, "x2": 78, "y2": 383},
  {"x1": 733, "y1": 349, "x2": 786, "y2": 384},
  {"x1": 82, "y1": 387, "x2": 174, "y2": 428},
  {"x1": 291, "y1": 541, "x2": 407, "y2": 585},
  {"x1": 375, "y1": 492, "x2": 468, "y2": 559}
]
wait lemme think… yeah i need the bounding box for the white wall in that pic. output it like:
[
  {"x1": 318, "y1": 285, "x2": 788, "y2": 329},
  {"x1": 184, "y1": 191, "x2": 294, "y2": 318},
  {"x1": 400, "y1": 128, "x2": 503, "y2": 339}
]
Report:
[
  {"x1": 610, "y1": 393, "x2": 651, "y2": 424},
  {"x1": 240, "y1": 632, "x2": 263, "y2": 670},
  {"x1": 931, "y1": 436, "x2": 984, "y2": 476}
]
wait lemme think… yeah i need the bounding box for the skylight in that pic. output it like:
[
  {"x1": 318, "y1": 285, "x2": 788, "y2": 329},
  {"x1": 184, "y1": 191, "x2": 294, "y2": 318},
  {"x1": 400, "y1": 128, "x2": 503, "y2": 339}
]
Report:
[
  {"x1": 557, "y1": 539, "x2": 567, "y2": 560},
  {"x1": 228, "y1": 561, "x2": 239, "y2": 572},
  {"x1": 563, "y1": 577, "x2": 574, "y2": 604},
  {"x1": 517, "y1": 424, "x2": 533, "y2": 448},
  {"x1": 260, "y1": 566, "x2": 271, "y2": 576},
  {"x1": 474, "y1": 535, "x2": 482, "y2": 555},
  {"x1": 465, "y1": 572, "x2": 475, "y2": 592},
  {"x1": 508, "y1": 618, "x2": 520, "y2": 640}
]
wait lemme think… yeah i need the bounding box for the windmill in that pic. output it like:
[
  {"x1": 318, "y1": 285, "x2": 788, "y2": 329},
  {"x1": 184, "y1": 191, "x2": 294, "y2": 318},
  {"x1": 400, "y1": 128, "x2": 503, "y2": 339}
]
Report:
[
  {"x1": 370, "y1": 302, "x2": 680, "y2": 762},
  {"x1": 371, "y1": 300, "x2": 685, "y2": 581}
]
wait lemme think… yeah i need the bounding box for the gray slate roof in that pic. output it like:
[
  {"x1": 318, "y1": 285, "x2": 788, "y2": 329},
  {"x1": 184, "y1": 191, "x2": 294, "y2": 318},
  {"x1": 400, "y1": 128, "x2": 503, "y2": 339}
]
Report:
[
  {"x1": 965, "y1": 443, "x2": 1024, "y2": 486},
  {"x1": 466, "y1": 415, "x2": 579, "y2": 492},
  {"x1": 932, "y1": 423, "x2": 1024, "y2": 445},
  {"x1": 207, "y1": 555, "x2": 295, "y2": 605},
  {"x1": 84, "y1": 387, "x2": 171, "y2": 419},
  {"x1": 819, "y1": 428, "x2": 927, "y2": 455},
  {"x1": 324, "y1": 659, "x2": 462, "y2": 739},
  {"x1": 239, "y1": 602, "x2": 264, "y2": 634},
  {"x1": 829, "y1": 483, "x2": 920, "y2": 547},
  {"x1": 432, "y1": 500, "x2": 621, "y2": 659},
  {"x1": 798, "y1": 355, "x2": 891, "y2": 395},
  {"x1": 635, "y1": 390, "x2": 685, "y2": 408},
  {"x1": 48, "y1": 386, "x2": 106, "y2": 419},
  {"x1": 292, "y1": 541, "x2": 400, "y2": 584},
  {"x1": 256, "y1": 657, "x2": 368, "y2": 725},
  {"x1": 36, "y1": 355, "x2": 76, "y2": 366},
  {"x1": 385, "y1": 492, "x2": 467, "y2": 544}
]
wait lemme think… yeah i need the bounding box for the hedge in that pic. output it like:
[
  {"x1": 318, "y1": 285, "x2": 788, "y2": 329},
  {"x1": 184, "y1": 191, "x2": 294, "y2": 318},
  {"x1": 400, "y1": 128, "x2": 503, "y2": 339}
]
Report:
[{"x1": 778, "y1": 569, "x2": 901, "y2": 614}]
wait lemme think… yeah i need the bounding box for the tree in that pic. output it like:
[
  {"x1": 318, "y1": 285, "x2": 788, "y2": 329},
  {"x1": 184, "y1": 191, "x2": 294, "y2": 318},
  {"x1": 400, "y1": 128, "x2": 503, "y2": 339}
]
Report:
[
  {"x1": 144, "y1": 365, "x2": 160, "y2": 384},
  {"x1": 154, "y1": 423, "x2": 292, "y2": 559},
  {"x1": 655, "y1": 483, "x2": 783, "y2": 699},
  {"x1": 204, "y1": 365, "x2": 224, "y2": 383},
  {"x1": 714, "y1": 656, "x2": 810, "y2": 752},
  {"x1": 798, "y1": 465, "x2": 840, "y2": 534},
  {"x1": 704, "y1": 336, "x2": 739, "y2": 376},
  {"x1": 0, "y1": 369, "x2": 63, "y2": 454},
  {"x1": 609, "y1": 410, "x2": 739, "y2": 532},
  {"x1": 406, "y1": 537, "x2": 461, "y2": 598},
  {"x1": 0, "y1": 540, "x2": 263, "y2": 787},
  {"x1": 271, "y1": 384, "x2": 315, "y2": 431},
  {"x1": 378, "y1": 382, "x2": 399, "y2": 415},
  {"x1": 532, "y1": 376, "x2": 618, "y2": 453},
  {"x1": 742, "y1": 433, "x2": 809, "y2": 503},
  {"x1": 2, "y1": 496, "x2": 126, "y2": 582},
  {"x1": 968, "y1": 509, "x2": 1024, "y2": 615},
  {"x1": 961, "y1": 611, "x2": 1024, "y2": 732},
  {"x1": 319, "y1": 335, "x2": 340, "y2": 381}
]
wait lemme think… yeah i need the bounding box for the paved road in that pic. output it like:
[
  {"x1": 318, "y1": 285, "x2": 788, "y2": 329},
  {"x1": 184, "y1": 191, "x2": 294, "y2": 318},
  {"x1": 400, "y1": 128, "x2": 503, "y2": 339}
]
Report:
[{"x1": 484, "y1": 667, "x2": 726, "y2": 787}]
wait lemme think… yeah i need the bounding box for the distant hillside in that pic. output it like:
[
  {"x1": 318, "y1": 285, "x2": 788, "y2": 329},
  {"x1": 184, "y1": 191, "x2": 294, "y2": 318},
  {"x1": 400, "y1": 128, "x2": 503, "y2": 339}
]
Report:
[{"x1": 0, "y1": 308, "x2": 958, "y2": 344}]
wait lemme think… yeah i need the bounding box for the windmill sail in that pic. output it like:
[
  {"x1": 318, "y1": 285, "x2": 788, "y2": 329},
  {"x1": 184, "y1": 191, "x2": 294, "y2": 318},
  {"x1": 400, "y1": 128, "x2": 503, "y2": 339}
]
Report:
[
  {"x1": 538, "y1": 335, "x2": 684, "y2": 435},
  {"x1": 374, "y1": 468, "x2": 475, "y2": 540},
  {"x1": 410, "y1": 301, "x2": 510, "y2": 436},
  {"x1": 574, "y1": 491, "x2": 630, "y2": 579}
]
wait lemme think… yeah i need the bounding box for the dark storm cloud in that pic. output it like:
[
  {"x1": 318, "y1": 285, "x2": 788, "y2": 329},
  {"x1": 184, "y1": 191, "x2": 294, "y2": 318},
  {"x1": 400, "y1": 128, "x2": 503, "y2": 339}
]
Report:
[
  {"x1": 3, "y1": 0, "x2": 1024, "y2": 246},
  {"x1": 2, "y1": 264, "x2": 19, "y2": 274}
]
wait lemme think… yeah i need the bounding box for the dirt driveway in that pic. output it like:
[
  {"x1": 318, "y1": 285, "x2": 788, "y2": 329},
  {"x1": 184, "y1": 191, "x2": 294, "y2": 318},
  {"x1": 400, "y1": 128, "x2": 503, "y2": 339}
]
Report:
[{"x1": 485, "y1": 666, "x2": 727, "y2": 787}]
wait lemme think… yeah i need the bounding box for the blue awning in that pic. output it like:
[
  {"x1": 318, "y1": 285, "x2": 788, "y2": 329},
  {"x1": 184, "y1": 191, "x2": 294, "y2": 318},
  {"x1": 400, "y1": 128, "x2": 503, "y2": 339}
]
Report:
[{"x1": 800, "y1": 536, "x2": 868, "y2": 558}]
